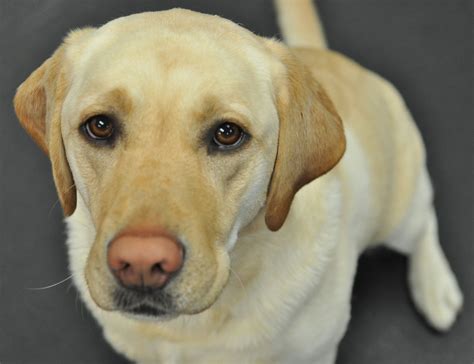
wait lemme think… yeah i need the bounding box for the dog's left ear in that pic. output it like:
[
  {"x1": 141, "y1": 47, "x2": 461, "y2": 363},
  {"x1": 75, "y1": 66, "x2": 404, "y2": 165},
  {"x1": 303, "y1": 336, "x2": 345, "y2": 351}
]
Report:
[
  {"x1": 14, "y1": 45, "x2": 77, "y2": 215},
  {"x1": 264, "y1": 40, "x2": 346, "y2": 231}
]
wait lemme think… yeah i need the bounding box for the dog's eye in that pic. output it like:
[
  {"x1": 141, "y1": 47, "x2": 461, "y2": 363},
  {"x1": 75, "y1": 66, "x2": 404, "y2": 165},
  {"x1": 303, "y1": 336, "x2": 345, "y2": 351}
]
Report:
[
  {"x1": 213, "y1": 122, "x2": 244, "y2": 148},
  {"x1": 83, "y1": 115, "x2": 115, "y2": 140}
]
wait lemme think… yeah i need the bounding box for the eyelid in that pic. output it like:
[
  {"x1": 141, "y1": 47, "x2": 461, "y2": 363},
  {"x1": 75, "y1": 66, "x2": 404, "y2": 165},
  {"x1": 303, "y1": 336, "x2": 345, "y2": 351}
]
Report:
[
  {"x1": 79, "y1": 109, "x2": 118, "y2": 125},
  {"x1": 203, "y1": 119, "x2": 251, "y2": 154},
  {"x1": 79, "y1": 113, "x2": 120, "y2": 146},
  {"x1": 204, "y1": 116, "x2": 250, "y2": 137},
  {"x1": 83, "y1": 117, "x2": 114, "y2": 139}
]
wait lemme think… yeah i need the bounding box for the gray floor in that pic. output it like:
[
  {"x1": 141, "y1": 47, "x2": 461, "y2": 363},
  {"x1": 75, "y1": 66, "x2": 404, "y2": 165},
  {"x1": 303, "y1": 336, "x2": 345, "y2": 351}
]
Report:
[{"x1": 0, "y1": 1, "x2": 472, "y2": 363}]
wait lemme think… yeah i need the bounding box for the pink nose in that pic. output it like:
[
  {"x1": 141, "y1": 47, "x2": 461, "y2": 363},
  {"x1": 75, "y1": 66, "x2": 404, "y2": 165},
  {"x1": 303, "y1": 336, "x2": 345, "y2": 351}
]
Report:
[{"x1": 107, "y1": 228, "x2": 184, "y2": 289}]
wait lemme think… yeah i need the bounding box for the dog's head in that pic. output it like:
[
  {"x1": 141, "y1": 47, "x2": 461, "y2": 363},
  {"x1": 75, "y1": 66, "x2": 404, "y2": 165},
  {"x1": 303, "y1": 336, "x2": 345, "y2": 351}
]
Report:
[{"x1": 14, "y1": 10, "x2": 344, "y2": 318}]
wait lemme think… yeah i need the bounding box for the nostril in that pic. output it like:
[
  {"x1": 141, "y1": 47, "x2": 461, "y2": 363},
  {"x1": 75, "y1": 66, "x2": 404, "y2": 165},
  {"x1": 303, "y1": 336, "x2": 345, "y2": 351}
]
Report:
[
  {"x1": 119, "y1": 261, "x2": 131, "y2": 272},
  {"x1": 151, "y1": 262, "x2": 165, "y2": 274}
]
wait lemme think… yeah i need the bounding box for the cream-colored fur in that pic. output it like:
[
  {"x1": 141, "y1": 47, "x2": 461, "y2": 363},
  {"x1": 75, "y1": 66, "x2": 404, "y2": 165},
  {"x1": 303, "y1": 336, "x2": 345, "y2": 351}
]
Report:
[{"x1": 14, "y1": 1, "x2": 462, "y2": 363}]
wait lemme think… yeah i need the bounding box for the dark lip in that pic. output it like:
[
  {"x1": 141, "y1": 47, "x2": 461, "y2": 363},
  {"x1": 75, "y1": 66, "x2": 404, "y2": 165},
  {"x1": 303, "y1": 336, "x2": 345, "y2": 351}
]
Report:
[{"x1": 126, "y1": 303, "x2": 169, "y2": 316}]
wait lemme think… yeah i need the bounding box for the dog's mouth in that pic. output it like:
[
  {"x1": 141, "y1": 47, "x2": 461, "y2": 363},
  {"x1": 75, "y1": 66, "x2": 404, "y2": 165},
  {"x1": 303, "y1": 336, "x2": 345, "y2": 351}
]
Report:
[{"x1": 113, "y1": 285, "x2": 177, "y2": 318}]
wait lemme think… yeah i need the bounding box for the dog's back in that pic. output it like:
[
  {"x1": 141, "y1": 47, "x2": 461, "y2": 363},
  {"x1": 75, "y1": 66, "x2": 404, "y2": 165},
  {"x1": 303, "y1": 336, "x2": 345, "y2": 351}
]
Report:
[
  {"x1": 275, "y1": 0, "x2": 427, "y2": 247},
  {"x1": 274, "y1": 1, "x2": 462, "y2": 336}
]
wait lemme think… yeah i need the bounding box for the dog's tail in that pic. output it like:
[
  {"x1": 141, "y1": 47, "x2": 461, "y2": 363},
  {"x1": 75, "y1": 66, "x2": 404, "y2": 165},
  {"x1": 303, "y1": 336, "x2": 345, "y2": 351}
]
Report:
[{"x1": 274, "y1": 0, "x2": 327, "y2": 49}]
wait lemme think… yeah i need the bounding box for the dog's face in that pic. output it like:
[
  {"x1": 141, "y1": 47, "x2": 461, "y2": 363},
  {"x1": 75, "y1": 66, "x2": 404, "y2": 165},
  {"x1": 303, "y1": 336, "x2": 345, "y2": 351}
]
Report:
[{"x1": 14, "y1": 10, "x2": 345, "y2": 318}]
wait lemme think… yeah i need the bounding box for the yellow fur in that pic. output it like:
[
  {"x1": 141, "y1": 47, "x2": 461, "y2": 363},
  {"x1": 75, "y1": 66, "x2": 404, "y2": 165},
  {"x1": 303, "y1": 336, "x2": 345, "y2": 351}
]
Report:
[{"x1": 14, "y1": 6, "x2": 462, "y2": 364}]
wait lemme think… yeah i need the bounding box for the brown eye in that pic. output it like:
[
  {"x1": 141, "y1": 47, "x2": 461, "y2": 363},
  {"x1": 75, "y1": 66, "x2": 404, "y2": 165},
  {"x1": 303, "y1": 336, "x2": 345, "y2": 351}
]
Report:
[
  {"x1": 83, "y1": 115, "x2": 115, "y2": 140},
  {"x1": 213, "y1": 122, "x2": 244, "y2": 148}
]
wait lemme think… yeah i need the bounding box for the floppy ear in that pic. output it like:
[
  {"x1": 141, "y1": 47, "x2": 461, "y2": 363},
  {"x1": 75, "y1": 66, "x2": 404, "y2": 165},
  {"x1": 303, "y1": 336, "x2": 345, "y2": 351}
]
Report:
[
  {"x1": 264, "y1": 41, "x2": 346, "y2": 231},
  {"x1": 14, "y1": 47, "x2": 76, "y2": 216}
]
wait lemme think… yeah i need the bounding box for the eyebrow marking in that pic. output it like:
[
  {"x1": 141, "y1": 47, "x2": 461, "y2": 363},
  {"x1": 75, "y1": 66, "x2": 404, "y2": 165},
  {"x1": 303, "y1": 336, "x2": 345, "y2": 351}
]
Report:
[
  {"x1": 79, "y1": 87, "x2": 134, "y2": 122},
  {"x1": 102, "y1": 87, "x2": 134, "y2": 115}
]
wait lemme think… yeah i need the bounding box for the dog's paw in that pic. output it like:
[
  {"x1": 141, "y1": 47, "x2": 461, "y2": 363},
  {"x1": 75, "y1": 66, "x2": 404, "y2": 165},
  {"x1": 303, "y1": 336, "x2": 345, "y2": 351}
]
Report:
[{"x1": 408, "y1": 240, "x2": 463, "y2": 331}]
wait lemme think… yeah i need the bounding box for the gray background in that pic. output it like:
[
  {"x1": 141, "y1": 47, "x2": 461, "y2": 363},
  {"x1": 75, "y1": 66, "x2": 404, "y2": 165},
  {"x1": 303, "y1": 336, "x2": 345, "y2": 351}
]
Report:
[{"x1": 0, "y1": 0, "x2": 472, "y2": 363}]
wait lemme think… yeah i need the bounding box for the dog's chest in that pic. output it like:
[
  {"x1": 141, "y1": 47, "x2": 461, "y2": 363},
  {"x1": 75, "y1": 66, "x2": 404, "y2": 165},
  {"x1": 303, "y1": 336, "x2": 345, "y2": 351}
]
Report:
[{"x1": 99, "y1": 236, "x2": 358, "y2": 364}]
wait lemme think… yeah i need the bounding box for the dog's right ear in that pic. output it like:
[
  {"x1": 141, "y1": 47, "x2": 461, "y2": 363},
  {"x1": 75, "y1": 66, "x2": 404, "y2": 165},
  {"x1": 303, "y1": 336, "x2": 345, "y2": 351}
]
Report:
[
  {"x1": 13, "y1": 28, "x2": 95, "y2": 216},
  {"x1": 14, "y1": 54, "x2": 56, "y2": 155},
  {"x1": 14, "y1": 47, "x2": 77, "y2": 216}
]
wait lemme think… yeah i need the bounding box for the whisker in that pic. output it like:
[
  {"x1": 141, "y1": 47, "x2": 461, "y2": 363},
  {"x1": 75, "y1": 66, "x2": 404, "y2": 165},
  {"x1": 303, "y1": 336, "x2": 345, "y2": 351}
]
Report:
[
  {"x1": 75, "y1": 289, "x2": 81, "y2": 315},
  {"x1": 80, "y1": 296, "x2": 85, "y2": 320},
  {"x1": 47, "y1": 197, "x2": 61, "y2": 218},
  {"x1": 229, "y1": 267, "x2": 248, "y2": 299},
  {"x1": 48, "y1": 183, "x2": 76, "y2": 217},
  {"x1": 26, "y1": 275, "x2": 73, "y2": 290}
]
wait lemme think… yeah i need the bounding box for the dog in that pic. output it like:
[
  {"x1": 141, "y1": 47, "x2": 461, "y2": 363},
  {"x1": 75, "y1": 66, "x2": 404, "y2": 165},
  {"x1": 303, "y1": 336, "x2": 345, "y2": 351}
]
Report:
[{"x1": 13, "y1": 1, "x2": 463, "y2": 363}]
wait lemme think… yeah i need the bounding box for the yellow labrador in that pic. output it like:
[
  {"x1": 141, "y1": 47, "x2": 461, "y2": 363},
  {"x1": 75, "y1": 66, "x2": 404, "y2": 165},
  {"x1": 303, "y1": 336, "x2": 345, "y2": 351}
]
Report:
[{"x1": 14, "y1": 1, "x2": 462, "y2": 363}]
